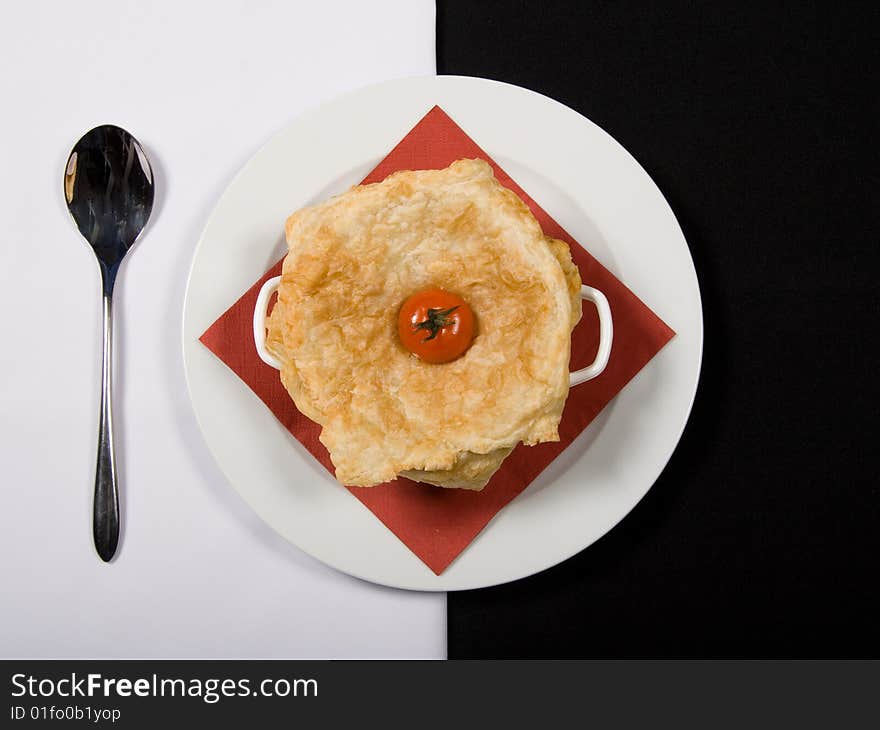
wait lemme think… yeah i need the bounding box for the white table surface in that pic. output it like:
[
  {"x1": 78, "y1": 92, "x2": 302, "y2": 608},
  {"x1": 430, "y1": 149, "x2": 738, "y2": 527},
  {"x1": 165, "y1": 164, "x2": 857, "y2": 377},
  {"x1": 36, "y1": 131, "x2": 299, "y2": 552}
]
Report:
[{"x1": 0, "y1": 0, "x2": 444, "y2": 659}]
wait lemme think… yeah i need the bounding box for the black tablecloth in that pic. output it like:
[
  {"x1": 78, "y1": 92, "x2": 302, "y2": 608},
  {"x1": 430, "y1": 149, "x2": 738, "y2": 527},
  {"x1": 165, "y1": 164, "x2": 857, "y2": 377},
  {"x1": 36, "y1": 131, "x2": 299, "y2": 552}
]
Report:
[{"x1": 439, "y1": 0, "x2": 879, "y2": 657}]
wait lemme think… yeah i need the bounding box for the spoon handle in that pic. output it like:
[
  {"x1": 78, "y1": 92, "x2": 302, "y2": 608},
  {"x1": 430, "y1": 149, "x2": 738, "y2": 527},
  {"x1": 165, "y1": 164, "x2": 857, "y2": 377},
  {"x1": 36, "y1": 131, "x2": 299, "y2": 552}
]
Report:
[{"x1": 93, "y1": 289, "x2": 119, "y2": 562}]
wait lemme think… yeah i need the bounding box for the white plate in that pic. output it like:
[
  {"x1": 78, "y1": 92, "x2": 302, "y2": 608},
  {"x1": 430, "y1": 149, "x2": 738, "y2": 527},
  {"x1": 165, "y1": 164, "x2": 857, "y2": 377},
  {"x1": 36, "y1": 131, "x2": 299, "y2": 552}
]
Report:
[{"x1": 182, "y1": 76, "x2": 702, "y2": 591}]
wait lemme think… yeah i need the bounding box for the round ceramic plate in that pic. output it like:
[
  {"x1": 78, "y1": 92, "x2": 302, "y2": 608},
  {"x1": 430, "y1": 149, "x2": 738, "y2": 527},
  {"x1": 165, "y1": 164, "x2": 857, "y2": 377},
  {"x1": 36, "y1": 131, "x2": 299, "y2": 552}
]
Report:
[{"x1": 182, "y1": 75, "x2": 702, "y2": 591}]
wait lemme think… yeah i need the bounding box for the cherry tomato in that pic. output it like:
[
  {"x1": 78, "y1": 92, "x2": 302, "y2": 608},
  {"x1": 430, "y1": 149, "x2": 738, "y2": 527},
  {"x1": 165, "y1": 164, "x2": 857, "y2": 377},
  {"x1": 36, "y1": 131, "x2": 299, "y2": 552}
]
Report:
[{"x1": 397, "y1": 288, "x2": 475, "y2": 363}]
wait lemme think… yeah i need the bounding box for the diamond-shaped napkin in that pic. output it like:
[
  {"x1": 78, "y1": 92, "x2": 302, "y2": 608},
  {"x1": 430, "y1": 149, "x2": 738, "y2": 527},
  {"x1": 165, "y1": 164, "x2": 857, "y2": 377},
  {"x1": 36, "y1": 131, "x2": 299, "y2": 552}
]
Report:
[{"x1": 199, "y1": 106, "x2": 675, "y2": 575}]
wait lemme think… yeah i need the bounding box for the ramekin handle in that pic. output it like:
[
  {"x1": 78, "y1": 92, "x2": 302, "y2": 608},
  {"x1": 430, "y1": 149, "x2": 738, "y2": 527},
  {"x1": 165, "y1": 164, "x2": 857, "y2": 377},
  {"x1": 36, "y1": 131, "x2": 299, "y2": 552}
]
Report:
[
  {"x1": 569, "y1": 285, "x2": 613, "y2": 386},
  {"x1": 253, "y1": 276, "x2": 282, "y2": 370}
]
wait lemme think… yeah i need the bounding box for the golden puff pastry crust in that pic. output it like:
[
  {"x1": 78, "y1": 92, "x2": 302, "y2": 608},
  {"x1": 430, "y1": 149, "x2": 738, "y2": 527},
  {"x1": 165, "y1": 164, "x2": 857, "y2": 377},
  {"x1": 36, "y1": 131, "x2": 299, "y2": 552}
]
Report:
[{"x1": 266, "y1": 159, "x2": 581, "y2": 489}]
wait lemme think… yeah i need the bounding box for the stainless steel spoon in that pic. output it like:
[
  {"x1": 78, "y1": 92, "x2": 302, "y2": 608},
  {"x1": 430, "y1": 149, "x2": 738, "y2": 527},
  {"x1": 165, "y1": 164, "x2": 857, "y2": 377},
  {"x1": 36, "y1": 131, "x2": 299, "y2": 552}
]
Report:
[{"x1": 64, "y1": 125, "x2": 154, "y2": 562}]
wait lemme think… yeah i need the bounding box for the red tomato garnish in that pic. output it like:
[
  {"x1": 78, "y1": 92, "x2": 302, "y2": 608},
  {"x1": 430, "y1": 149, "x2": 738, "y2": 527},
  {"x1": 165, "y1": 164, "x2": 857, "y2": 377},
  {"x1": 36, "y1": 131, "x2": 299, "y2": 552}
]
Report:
[{"x1": 397, "y1": 288, "x2": 475, "y2": 363}]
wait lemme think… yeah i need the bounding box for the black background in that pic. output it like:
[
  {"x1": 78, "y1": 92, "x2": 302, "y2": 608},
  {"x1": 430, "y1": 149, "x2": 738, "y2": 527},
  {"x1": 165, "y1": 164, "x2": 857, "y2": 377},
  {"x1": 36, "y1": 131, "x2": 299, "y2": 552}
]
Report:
[{"x1": 440, "y1": 1, "x2": 879, "y2": 657}]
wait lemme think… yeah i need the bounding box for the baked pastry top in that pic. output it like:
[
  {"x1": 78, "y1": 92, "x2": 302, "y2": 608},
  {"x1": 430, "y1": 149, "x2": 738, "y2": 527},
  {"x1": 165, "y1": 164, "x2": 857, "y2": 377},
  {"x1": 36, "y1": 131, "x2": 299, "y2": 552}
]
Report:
[{"x1": 266, "y1": 159, "x2": 581, "y2": 489}]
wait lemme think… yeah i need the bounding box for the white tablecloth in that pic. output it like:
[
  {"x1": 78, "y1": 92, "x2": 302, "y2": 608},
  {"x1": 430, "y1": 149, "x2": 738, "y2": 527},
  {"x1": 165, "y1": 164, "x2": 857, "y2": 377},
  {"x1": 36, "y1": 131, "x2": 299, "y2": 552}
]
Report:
[{"x1": 0, "y1": 0, "x2": 443, "y2": 658}]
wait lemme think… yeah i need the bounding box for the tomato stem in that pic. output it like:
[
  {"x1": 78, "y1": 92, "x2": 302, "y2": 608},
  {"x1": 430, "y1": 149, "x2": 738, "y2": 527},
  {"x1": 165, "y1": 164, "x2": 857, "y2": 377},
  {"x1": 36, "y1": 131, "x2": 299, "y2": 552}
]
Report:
[{"x1": 413, "y1": 306, "x2": 459, "y2": 342}]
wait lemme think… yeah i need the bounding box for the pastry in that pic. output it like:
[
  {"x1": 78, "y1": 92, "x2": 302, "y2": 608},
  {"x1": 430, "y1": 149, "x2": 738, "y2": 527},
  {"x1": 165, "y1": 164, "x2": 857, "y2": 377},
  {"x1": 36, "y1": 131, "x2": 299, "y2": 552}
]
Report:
[{"x1": 266, "y1": 159, "x2": 581, "y2": 489}]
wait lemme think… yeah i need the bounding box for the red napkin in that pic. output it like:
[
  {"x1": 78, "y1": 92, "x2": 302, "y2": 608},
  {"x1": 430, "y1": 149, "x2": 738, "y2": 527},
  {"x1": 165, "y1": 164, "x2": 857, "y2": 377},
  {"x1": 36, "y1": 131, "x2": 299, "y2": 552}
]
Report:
[{"x1": 200, "y1": 106, "x2": 675, "y2": 575}]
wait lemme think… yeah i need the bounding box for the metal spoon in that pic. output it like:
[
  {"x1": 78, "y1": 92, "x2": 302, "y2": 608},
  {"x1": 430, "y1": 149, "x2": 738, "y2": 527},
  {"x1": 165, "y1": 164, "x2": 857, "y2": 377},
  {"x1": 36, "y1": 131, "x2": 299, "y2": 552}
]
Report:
[{"x1": 64, "y1": 125, "x2": 155, "y2": 562}]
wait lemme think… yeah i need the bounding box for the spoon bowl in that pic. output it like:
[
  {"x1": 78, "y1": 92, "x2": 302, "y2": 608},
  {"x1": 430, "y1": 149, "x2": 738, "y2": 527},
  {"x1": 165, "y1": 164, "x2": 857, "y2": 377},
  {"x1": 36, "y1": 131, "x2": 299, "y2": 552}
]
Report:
[
  {"x1": 65, "y1": 125, "x2": 155, "y2": 561},
  {"x1": 65, "y1": 125, "x2": 154, "y2": 288}
]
